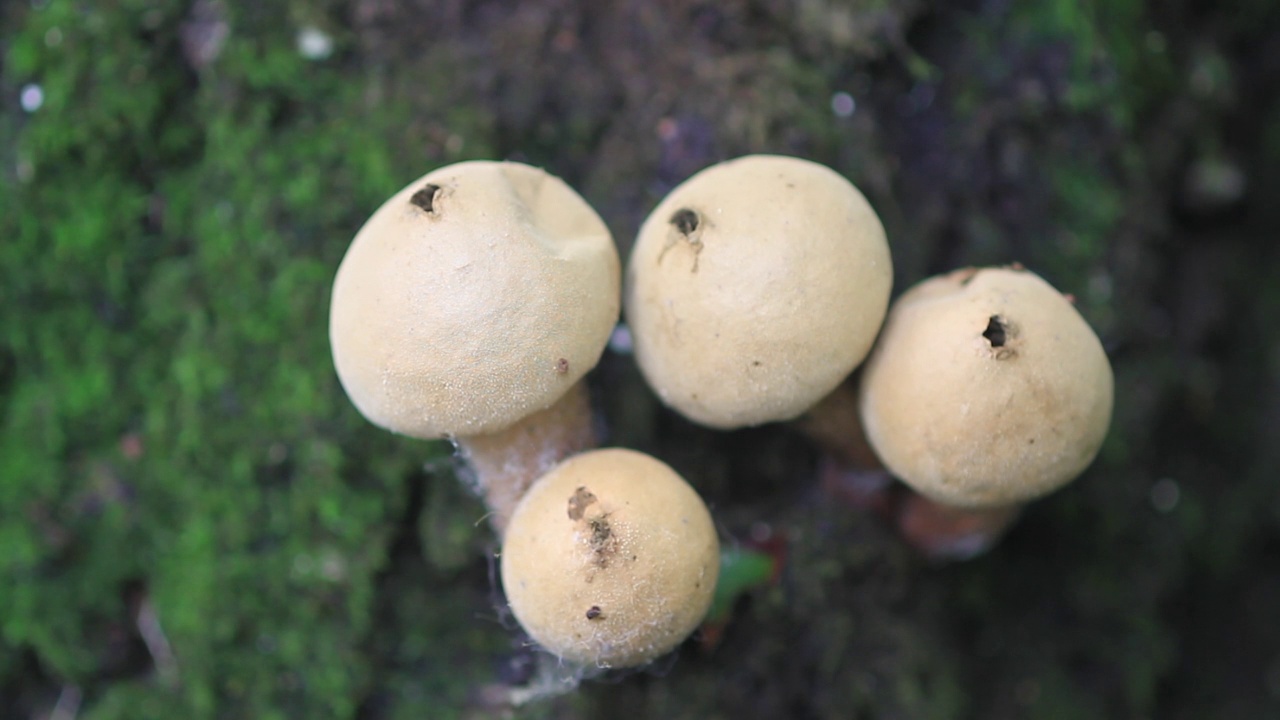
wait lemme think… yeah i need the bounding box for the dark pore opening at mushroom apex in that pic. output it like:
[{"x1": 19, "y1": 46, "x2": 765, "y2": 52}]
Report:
[
  {"x1": 409, "y1": 183, "x2": 441, "y2": 213},
  {"x1": 983, "y1": 315, "x2": 1008, "y2": 348},
  {"x1": 567, "y1": 486, "x2": 598, "y2": 521},
  {"x1": 670, "y1": 208, "x2": 700, "y2": 235}
]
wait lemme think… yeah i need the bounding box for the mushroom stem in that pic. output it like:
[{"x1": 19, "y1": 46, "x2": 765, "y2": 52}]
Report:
[
  {"x1": 794, "y1": 376, "x2": 880, "y2": 470},
  {"x1": 896, "y1": 495, "x2": 1021, "y2": 561},
  {"x1": 457, "y1": 382, "x2": 598, "y2": 537}
]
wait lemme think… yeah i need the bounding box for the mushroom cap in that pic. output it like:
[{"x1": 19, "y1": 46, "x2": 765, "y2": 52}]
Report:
[
  {"x1": 500, "y1": 448, "x2": 719, "y2": 668},
  {"x1": 624, "y1": 154, "x2": 892, "y2": 429},
  {"x1": 857, "y1": 266, "x2": 1114, "y2": 508},
  {"x1": 329, "y1": 161, "x2": 620, "y2": 439}
]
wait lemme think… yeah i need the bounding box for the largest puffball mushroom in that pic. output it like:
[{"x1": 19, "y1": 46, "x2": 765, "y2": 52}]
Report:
[
  {"x1": 329, "y1": 160, "x2": 620, "y2": 532},
  {"x1": 858, "y1": 265, "x2": 1114, "y2": 510},
  {"x1": 624, "y1": 154, "x2": 892, "y2": 429},
  {"x1": 501, "y1": 449, "x2": 719, "y2": 669}
]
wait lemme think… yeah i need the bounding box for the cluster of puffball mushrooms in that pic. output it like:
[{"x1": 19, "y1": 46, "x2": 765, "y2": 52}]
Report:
[{"x1": 328, "y1": 156, "x2": 1114, "y2": 672}]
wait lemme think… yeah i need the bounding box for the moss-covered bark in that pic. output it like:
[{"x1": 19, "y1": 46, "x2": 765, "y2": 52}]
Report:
[{"x1": 3, "y1": 1, "x2": 1278, "y2": 718}]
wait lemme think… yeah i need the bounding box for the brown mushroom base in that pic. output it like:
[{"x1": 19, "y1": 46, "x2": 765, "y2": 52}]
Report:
[
  {"x1": 895, "y1": 495, "x2": 1022, "y2": 561},
  {"x1": 795, "y1": 377, "x2": 882, "y2": 471},
  {"x1": 457, "y1": 382, "x2": 598, "y2": 537},
  {"x1": 817, "y1": 453, "x2": 1024, "y2": 561}
]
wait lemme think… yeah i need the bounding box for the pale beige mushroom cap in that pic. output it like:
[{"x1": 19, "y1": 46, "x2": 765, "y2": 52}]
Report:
[
  {"x1": 329, "y1": 161, "x2": 620, "y2": 439},
  {"x1": 500, "y1": 448, "x2": 719, "y2": 668},
  {"x1": 857, "y1": 266, "x2": 1114, "y2": 508},
  {"x1": 624, "y1": 154, "x2": 892, "y2": 429}
]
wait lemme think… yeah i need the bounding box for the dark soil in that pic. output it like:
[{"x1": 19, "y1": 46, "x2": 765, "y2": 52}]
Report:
[{"x1": 355, "y1": 1, "x2": 1280, "y2": 718}]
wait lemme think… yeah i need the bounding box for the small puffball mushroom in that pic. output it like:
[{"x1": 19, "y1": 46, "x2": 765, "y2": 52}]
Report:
[
  {"x1": 500, "y1": 448, "x2": 719, "y2": 669},
  {"x1": 329, "y1": 160, "x2": 620, "y2": 532},
  {"x1": 624, "y1": 154, "x2": 892, "y2": 429},
  {"x1": 331, "y1": 160, "x2": 619, "y2": 438},
  {"x1": 858, "y1": 265, "x2": 1114, "y2": 509}
]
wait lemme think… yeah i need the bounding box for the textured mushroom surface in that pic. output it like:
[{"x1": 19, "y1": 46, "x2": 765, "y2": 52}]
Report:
[
  {"x1": 858, "y1": 266, "x2": 1114, "y2": 507},
  {"x1": 500, "y1": 449, "x2": 719, "y2": 668},
  {"x1": 329, "y1": 161, "x2": 620, "y2": 438},
  {"x1": 625, "y1": 154, "x2": 892, "y2": 428}
]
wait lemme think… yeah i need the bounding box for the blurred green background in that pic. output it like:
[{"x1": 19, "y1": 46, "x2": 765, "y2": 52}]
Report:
[{"x1": 3, "y1": 1, "x2": 1279, "y2": 718}]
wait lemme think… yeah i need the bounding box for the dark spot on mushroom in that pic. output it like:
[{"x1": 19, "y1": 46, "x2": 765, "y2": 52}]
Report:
[
  {"x1": 670, "y1": 208, "x2": 699, "y2": 235},
  {"x1": 586, "y1": 606, "x2": 602, "y2": 620},
  {"x1": 658, "y1": 208, "x2": 705, "y2": 271},
  {"x1": 983, "y1": 315, "x2": 1019, "y2": 359},
  {"x1": 571, "y1": 491, "x2": 618, "y2": 570},
  {"x1": 588, "y1": 515, "x2": 612, "y2": 548},
  {"x1": 567, "y1": 486, "x2": 598, "y2": 521},
  {"x1": 957, "y1": 268, "x2": 981, "y2": 286},
  {"x1": 409, "y1": 184, "x2": 441, "y2": 214},
  {"x1": 555, "y1": 357, "x2": 570, "y2": 374},
  {"x1": 581, "y1": 512, "x2": 618, "y2": 569},
  {"x1": 983, "y1": 315, "x2": 1008, "y2": 347},
  {"x1": 751, "y1": 360, "x2": 762, "y2": 367}
]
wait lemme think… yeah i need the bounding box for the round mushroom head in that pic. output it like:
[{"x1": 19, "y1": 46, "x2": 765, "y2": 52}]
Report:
[
  {"x1": 329, "y1": 161, "x2": 620, "y2": 439},
  {"x1": 624, "y1": 154, "x2": 892, "y2": 429},
  {"x1": 500, "y1": 448, "x2": 719, "y2": 669},
  {"x1": 857, "y1": 266, "x2": 1114, "y2": 508}
]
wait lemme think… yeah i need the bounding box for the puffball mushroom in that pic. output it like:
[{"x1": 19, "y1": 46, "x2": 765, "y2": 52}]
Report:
[
  {"x1": 329, "y1": 160, "x2": 620, "y2": 533},
  {"x1": 858, "y1": 265, "x2": 1114, "y2": 510},
  {"x1": 624, "y1": 154, "x2": 892, "y2": 429},
  {"x1": 500, "y1": 448, "x2": 719, "y2": 669}
]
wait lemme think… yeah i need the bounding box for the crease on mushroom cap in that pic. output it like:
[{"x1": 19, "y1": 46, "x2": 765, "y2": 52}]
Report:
[
  {"x1": 329, "y1": 160, "x2": 621, "y2": 440},
  {"x1": 624, "y1": 154, "x2": 892, "y2": 429},
  {"x1": 857, "y1": 265, "x2": 1114, "y2": 508}
]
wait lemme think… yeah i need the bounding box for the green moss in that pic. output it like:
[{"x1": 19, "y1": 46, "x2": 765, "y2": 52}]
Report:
[{"x1": 2, "y1": 0, "x2": 499, "y2": 715}]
